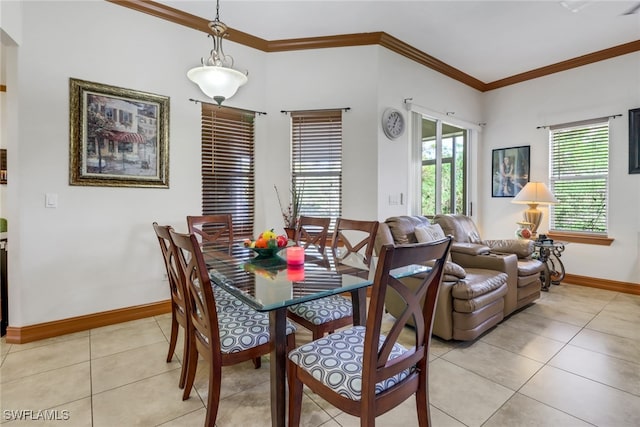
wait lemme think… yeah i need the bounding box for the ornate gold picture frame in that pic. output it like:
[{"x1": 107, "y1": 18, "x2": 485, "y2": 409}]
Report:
[{"x1": 69, "y1": 78, "x2": 169, "y2": 188}]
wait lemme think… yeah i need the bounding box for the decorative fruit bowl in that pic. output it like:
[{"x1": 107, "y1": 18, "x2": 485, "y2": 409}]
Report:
[
  {"x1": 243, "y1": 228, "x2": 289, "y2": 259},
  {"x1": 249, "y1": 246, "x2": 286, "y2": 259}
]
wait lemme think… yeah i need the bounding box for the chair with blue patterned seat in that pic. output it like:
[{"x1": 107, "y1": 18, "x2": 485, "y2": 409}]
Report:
[
  {"x1": 169, "y1": 229, "x2": 297, "y2": 426},
  {"x1": 287, "y1": 236, "x2": 452, "y2": 427},
  {"x1": 287, "y1": 218, "x2": 378, "y2": 340}
]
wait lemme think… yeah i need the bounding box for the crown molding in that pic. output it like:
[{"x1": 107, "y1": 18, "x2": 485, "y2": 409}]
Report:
[{"x1": 108, "y1": 0, "x2": 640, "y2": 92}]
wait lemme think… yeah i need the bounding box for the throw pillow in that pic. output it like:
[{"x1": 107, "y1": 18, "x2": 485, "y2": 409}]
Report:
[{"x1": 414, "y1": 223, "x2": 446, "y2": 243}]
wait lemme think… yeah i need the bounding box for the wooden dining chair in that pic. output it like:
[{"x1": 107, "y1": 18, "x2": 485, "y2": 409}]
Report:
[
  {"x1": 152, "y1": 222, "x2": 190, "y2": 390},
  {"x1": 294, "y1": 215, "x2": 331, "y2": 252},
  {"x1": 287, "y1": 218, "x2": 379, "y2": 340},
  {"x1": 186, "y1": 214, "x2": 234, "y2": 251},
  {"x1": 168, "y1": 229, "x2": 297, "y2": 426},
  {"x1": 288, "y1": 237, "x2": 452, "y2": 427}
]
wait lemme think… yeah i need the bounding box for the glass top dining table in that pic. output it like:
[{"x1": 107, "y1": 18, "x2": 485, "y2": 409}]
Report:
[{"x1": 200, "y1": 243, "x2": 429, "y2": 427}]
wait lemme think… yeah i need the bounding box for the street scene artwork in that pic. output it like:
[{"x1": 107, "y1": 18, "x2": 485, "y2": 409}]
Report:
[{"x1": 69, "y1": 79, "x2": 169, "y2": 188}]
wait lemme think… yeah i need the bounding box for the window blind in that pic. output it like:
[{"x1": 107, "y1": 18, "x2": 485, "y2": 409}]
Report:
[
  {"x1": 549, "y1": 121, "x2": 609, "y2": 234},
  {"x1": 201, "y1": 104, "x2": 255, "y2": 239},
  {"x1": 291, "y1": 110, "x2": 342, "y2": 222}
]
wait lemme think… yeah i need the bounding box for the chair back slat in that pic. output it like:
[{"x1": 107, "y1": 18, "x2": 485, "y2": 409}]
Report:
[
  {"x1": 187, "y1": 214, "x2": 234, "y2": 251},
  {"x1": 295, "y1": 216, "x2": 331, "y2": 251},
  {"x1": 331, "y1": 218, "x2": 379, "y2": 266},
  {"x1": 170, "y1": 230, "x2": 222, "y2": 357},
  {"x1": 152, "y1": 223, "x2": 187, "y2": 315}
]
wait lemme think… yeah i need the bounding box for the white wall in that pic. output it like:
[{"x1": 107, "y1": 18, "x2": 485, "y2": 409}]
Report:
[
  {"x1": 4, "y1": 1, "x2": 638, "y2": 329},
  {"x1": 481, "y1": 53, "x2": 640, "y2": 283}
]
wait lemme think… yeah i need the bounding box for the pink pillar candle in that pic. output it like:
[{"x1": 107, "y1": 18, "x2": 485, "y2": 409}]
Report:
[
  {"x1": 287, "y1": 266, "x2": 305, "y2": 282},
  {"x1": 286, "y1": 246, "x2": 305, "y2": 265}
]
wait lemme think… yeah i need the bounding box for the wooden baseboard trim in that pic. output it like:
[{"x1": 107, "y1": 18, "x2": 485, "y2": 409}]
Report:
[
  {"x1": 562, "y1": 274, "x2": 640, "y2": 295},
  {"x1": 5, "y1": 300, "x2": 172, "y2": 344}
]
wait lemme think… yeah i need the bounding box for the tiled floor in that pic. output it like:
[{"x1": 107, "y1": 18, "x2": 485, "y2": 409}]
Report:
[{"x1": 1, "y1": 283, "x2": 640, "y2": 426}]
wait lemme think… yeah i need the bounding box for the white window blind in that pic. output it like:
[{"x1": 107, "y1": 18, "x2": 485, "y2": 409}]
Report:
[
  {"x1": 549, "y1": 120, "x2": 609, "y2": 234},
  {"x1": 291, "y1": 110, "x2": 342, "y2": 220},
  {"x1": 201, "y1": 104, "x2": 255, "y2": 239}
]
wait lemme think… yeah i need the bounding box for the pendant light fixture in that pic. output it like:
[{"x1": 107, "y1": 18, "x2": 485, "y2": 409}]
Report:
[{"x1": 187, "y1": 0, "x2": 248, "y2": 105}]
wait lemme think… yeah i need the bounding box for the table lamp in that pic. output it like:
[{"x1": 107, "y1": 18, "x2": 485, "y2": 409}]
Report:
[{"x1": 512, "y1": 182, "x2": 558, "y2": 238}]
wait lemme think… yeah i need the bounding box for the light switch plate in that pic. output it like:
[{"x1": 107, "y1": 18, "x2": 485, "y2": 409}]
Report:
[{"x1": 45, "y1": 193, "x2": 58, "y2": 208}]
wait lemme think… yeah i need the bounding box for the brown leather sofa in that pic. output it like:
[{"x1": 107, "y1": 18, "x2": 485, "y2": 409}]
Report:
[
  {"x1": 432, "y1": 214, "x2": 544, "y2": 314},
  {"x1": 375, "y1": 216, "x2": 512, "y2": 341}
]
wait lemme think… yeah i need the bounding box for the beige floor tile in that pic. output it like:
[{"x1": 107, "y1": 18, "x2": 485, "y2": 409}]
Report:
[
  {"x1": 157, "y1": 408, "x2": 206, "y2": 426},
  {"x1": 503, "y1": 310, "x2": 582, "y2": 343},
  {"x1": 215, "y1": 379, "x2": 331, "y2": 427},
  {"x1": 483, "y1": 392, "x2": 592, "y2": 426},
  {"x1": 304, "y1": 387, "x2": 342, "y2": 419},
  {"x1": 569, "y1": 328, "x2": 640, "y2": 365},
  {"x1": 428, "y1": 358, "x2": 514, "y2": 427},
  {"x1": 0, "y1": 397, "x2": 92, "y2": 427},
  {"x1": 442, "y1": 340, "x2": 543, "y2": 390},
  {"x1": 586, "y1": 310, "x2": 640, "y2": 341},
  {"x1": 5, "y1": 331, "x2": 89, "y2": 353},
  {"x1": 537, "y1": 290, "x2": 610, "y2": 315},
  {"x1": 92, "y1": 370, "x2": 203, "y2": 427},
  {"x1": 0, "y1": 363, "x2": 91, "y2": 415},
  {"x1": 480, "y1": 323, "x2": 565, "y2": 363},
  {"x1": 549, "y1": 344, "x2": 640, "y2": 396},
  {"x1": 523, "y1": 299, "x2": 596, "y2": 327},
  {"x1": 189, "y1": 355, "x2": 271, "y2": 403},
  {"x1": 0, "y1": 337, "x2": 89, "y2": 383},
  {"x1": 429, "y1": 406, "x2": 467, "y2": 427},
  {"x1": 520, "y1": 365, "x2": 640, "y2": 426},
  {"x1": 92, "y1": 341, "x2": 182, "y2": 394},
  {"x1": 90, "y1": 316, "x2": 158, "y2": 336},
  {"x1": 90, "y1": 319, "x2": 168, "y2": 359},
  {"x1": 332, "y1": 397, "x2": 427, "y2": 427},
  {"x1": 552, "y1": 284, "x2": 618, "y2": 302}
]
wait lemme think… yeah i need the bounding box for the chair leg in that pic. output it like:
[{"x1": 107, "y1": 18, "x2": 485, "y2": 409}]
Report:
[
  {"x1": 415, "y1": 371, "x2": 431, "y2": 427},
  {"x1": 178, "y1": 326, "x2": 189, "y2": 389},
  {"x1": 167, "y1": 311, "x2": 178, "y2": 363},
  {"x1": 252, "y1": 357, "x2": 261, "y2": 369},
  {"x1": 287, "y1": 362, "x2": 303, "y2": 427},
  {"x1": 182, "y1": 338, "x2": 199, "y2": 401},
  {"x1": 204, "y1": 362, "x2": 223, "y2": 427}
]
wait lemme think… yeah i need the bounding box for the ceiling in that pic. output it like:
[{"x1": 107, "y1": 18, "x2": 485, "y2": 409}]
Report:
[{"x1": 157, "y1": 0, "x2": 640, "y2": 84}]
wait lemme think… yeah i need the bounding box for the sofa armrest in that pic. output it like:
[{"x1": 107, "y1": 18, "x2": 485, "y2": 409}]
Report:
[
  {"x1": 375, "y1": 222, "x2": 395, "y2": 256},
  {"x1": 451, "y1": 242, "x2": 491, "y2": 255},
  {"x1": 482, "y1": 239, "x2": 534, "y2": 258}
]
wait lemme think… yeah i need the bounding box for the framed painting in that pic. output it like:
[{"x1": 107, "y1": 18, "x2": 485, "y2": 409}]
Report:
[
  {"x1": 69, "y1": 78, "x2": 169, "y2": 187},
  {"x1": 492, "y1": 145, "x2": 530, "y2": 197},
  {"x1": 630, "y1": 108, "x2": 640, "y2": 174}
]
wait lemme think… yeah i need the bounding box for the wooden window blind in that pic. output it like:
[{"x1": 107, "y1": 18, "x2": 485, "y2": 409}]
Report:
[
  {"x1": 549, "y1": 119, "x2": 609, "y2": 234},
  {"x1": 291, "y1": 110, "x2": 343, "y2": 222},
  {"x1": 201, "y1": 104, "x2": 255, "y2": 239}
]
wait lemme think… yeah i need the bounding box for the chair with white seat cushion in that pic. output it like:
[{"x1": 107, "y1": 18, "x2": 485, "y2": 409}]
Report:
[{"x1": 288, "y1": 237, "x2": 452, "y2": 427}]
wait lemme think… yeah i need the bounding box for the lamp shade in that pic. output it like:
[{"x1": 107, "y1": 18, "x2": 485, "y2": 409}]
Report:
[
  {"x1": 187, "y1": 66, "x2": 248, "y2": 105},
  {"x1": 512, "y1": 182, "x2": 558, "y2": 205}
]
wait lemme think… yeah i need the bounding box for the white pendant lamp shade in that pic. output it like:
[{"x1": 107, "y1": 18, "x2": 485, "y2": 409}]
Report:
[
  {"x1": 187, "y1": 66, "x2": 248, "y2": 105},
  {"x1": 187, "y1": 0, "x2": 248, "y2": 105}
]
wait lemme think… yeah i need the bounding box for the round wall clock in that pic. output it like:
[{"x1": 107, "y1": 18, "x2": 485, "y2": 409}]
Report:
[{"x1": 381, "y1": 108, "x2": 405, "y2": 140}]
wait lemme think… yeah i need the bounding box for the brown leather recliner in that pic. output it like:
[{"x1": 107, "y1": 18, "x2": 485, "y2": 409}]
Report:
[
  {"x1": 375, "y1": 216, "x2": 511, "y2": 341},
  {"x1": 432, "y1": 214, "x2": 544, "y2": 314}
]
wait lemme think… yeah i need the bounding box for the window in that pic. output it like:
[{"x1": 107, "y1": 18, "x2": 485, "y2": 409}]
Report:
[
  {"x1": 419, "y1": 117, "x2": 467, "y2": 217},
  {"x1": 291, "y1": 110, "x2": 342, "y2": 220},
  {"x1": 201, "y1": 104, "x2": 255, "y2": 239},
  {"x1": 549, "y1": 119, "x2": 609, "y2": 235}
]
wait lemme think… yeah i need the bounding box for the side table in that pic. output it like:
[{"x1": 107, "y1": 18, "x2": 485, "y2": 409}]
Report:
[{"x1": 533, "y1": 240, "x2": 567, "y2": 291}]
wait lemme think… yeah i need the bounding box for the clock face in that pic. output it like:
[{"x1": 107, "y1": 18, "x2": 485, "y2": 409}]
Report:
[{"x1": 382, "y1": 108, "x2": 405, "y2": 139}]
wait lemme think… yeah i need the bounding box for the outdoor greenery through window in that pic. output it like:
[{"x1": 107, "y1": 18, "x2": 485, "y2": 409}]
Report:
[
  {"x1": 549, "y1": 119, "x2": 609, "y2": 234},
  {"x1": 291, "y1": 110, "x2": 343, "y2": 223},
  {"x1": 200, "y1": 104, "x2": 255, "y2": 239},
  {"x1": 421, "y1": 117, "x2": 467, "y2": 217}
]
